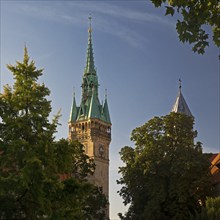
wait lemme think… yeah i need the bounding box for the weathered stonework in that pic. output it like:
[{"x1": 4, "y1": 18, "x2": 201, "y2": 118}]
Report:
[{"x1": 68, "y1": 119, "x2": 111, "y2": 196}]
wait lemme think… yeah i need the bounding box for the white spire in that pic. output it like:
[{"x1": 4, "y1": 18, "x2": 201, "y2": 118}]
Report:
[{"x1": 171, "y1": 79, "x2": 193, "y2": 117}]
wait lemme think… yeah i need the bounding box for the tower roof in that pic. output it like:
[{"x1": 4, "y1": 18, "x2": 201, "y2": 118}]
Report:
[
  {"x1": 171, "y1": 79, "x2": 193, "y2": 117},
  {"x1": 69, "y1": 16, "x2": 111, "y2": 125},
  {"x1": 69, "y1": 91, "x2": 78, "y2": 122}
]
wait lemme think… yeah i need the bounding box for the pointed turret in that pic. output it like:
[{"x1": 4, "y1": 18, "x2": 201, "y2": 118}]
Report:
[
  {"x1": 103, "y1": 92, "x2": 111, "y2": 123},
  {"x1": 69, "y1": 91, "x2": 78, "y2": 122},
  {"x1": 171, "y1": 79, "x2": 193, "y2": 117}
]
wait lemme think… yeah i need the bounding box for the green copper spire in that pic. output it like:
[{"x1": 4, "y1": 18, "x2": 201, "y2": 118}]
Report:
[
  {"x1": 69, "y1": 90, "x2": 78, "y2": 122},
  {"x1": 84, "y1": 16, "x2": 96, "y2": 75},
  {"x1": 69, "y1": 17, "x2": 111, "y2": 124},
  {"x1": 81, "y1": 16, "x2": 99, "y2": 102},
  {"x1": 103, "y1": 92, "x2": 111, "y2": 123}
]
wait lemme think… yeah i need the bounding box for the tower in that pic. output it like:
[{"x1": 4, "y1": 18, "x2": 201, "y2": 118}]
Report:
[
  {"x1": 171, "y1": 79, "x2": 193, "y2": 117},
  {"x1": 68, "y1": 17, "x2": 111, "y2": 212}
]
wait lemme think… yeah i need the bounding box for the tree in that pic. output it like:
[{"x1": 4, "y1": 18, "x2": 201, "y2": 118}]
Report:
[
  {"x1": 117, "y1": 113, "x2": 211, "y2": 220},
  {"x1": 150, "y1": 0, "x2": 220, "y2": 54},
  {"x1": 0, "y1": 47, "x2": 107, "y2": 219}
]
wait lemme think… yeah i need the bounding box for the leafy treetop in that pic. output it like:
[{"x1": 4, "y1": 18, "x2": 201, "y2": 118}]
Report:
[
  {"x1": 0, "y1": 47, "x2": 107, "y2": 220},
  {"x1": 150, "y1": 0, "x2": 220, "y2": 54}
]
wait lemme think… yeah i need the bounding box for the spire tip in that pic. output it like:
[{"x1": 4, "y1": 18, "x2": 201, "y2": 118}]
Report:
[
  {"x1": 72, "y1": 86, "x2": 76, "y2": 100},
  {"x1": 88, "y1": 14, "x2": 92, "y2": 33},
  {"x1": 105, "y1": 89, "x2": 107, "y2": 100},
  {"x1": 179, "y1": 78, "x2": 182, "y2": 90}
]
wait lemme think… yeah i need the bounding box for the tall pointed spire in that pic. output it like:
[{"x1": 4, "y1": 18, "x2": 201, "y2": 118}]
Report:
[
  {"x1": 84, "y1": 15, "x2": 96, "y2": 75},
  {"x1": 81, "y1": 15, "x2": 99, "y2": 101},
  {"x1": 171, "y1": 79, "x2": 193, "y2": 117},
  {"x1": 69, "y1": 17, "x2": 111, "y2": 124}
]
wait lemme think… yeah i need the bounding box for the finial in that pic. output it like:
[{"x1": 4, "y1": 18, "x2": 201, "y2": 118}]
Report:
[
  {"x1": 88, "y1": 14, "x2": 92, "y2": 33},
  {"x1": 105, "y1": 89, "x2": 107, "y2": 100},
  {"x1": 179, "y1": 78, "x2": 182, "y2": 90},
  {"x1": 73, "y1": 86, "x2": 75, "y2": 97}
]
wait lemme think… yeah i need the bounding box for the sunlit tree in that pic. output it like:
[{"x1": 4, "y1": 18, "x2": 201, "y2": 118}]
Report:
[
  {"x1": 0, "y1": 47, "x2": 107, "y2": 219},
  {"x1": 118, "y1": 113, "x2": 211, "y2": 219}
]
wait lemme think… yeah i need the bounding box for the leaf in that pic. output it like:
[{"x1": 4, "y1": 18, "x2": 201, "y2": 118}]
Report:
[
  {"x1": 165, "y1": 6, "x2": 175, "y2": 16},
  {"x1": 150, "y1": 0, "x2": 164, "y2": 7}
]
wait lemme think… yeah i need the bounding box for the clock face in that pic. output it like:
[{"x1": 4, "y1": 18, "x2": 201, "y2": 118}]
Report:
[{"x1": 99, "y1": 144, "x2": 104, "y2": 157}]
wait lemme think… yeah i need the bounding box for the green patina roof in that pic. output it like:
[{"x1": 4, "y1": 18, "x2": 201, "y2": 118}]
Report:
[
  {"x1": 69, "y1": 19, "x2": 111, "y2": 124},
  {"x1": 88, "y1": 92, "x2": 101, "y2": 119}
]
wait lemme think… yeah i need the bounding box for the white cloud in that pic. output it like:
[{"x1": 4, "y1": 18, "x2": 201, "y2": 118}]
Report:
[
  {"x1": 67, "y1": 1, "x2": 173, "y2": 26},
  {"x1": 4, "y1": 1, "x2": 174, "y2": 49}
]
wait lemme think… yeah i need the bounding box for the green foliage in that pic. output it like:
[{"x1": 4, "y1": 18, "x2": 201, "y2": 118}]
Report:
[
  {"x1": 150, "y1": 0, "x2": 220, "y2": 54},
  {"x1": 190, "y1": 197, "x2": 220, "y2": 220},
  {"x1": 206, "y1": 196, "x2": 220, "y2": 218},
  {"x1": 50, "y1": 178, "x2": 107, "y2": 220},
  {"x1": 54, "y1": 139, "x2": 95, "y2": 179},
  {"x1": 0, "y1": 47, "x2": 107, "y2": 219},
  {"x1": 117, "y1": 113, "x2": 211, "y2": 220}
]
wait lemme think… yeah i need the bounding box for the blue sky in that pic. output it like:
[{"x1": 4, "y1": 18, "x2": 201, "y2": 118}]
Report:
[{"x1": 1, "y1": 1, "x2": 219, "y2": 219}]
